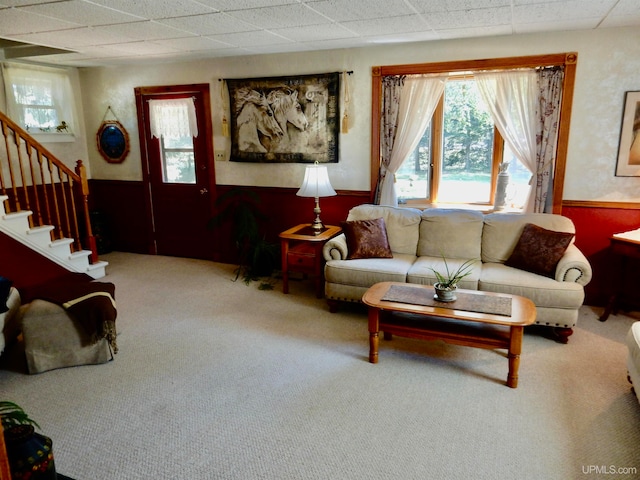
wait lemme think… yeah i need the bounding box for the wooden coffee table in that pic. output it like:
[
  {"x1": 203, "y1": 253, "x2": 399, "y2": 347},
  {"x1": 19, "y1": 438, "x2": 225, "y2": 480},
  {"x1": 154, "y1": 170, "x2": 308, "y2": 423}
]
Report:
[{"x1": 362, "y1": 282, "x2": 536, "y2": 388}]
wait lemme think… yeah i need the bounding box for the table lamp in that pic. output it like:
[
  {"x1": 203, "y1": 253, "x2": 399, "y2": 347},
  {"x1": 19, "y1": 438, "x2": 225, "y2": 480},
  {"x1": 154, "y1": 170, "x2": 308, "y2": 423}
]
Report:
[{"x1": 296, "y1": 162, "x2": 336, "y2": 234}]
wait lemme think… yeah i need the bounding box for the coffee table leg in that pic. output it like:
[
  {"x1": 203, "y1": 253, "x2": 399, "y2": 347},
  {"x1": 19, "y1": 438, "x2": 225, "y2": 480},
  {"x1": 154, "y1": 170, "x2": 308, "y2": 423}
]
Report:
[
  {"x1": 368, "y1": 307, "x2": 380, "y2": 363},
  {"x1": 507, "y1": 326, "x2": 524, "y2": 388}
]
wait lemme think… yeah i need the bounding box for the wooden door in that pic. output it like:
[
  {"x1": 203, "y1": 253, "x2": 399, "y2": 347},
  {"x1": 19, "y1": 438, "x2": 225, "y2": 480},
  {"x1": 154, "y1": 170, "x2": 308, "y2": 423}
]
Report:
[{"x1": 135, "y1": 84, "x2": 216, "y2": 259}]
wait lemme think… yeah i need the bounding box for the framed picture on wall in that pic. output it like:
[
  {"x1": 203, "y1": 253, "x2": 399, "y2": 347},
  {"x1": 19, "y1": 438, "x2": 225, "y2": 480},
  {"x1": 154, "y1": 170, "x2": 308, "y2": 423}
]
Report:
[
  {"x1": 226, "y1": 72, "x2": 340, "y2": 163},
  {"x1": 615, "y1": 91, "x2": 640, "y2": 176}
]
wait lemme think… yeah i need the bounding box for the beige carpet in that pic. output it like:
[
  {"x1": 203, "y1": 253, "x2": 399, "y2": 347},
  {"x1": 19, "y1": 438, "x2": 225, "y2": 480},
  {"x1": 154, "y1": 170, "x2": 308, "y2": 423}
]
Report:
[{"x1": 1, "y1": 252, "x2": 639, "y2": 479}]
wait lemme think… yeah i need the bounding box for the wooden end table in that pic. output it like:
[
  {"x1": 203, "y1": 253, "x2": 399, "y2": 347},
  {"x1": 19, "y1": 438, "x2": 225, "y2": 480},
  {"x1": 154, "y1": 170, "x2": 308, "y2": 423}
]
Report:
[
  {"x1": 599, "y1": 235, "x2": 640, "y2": 321},
  {"x1": 279, "y1": 224, "x2": 342, "y2": 298},
  {"x1": 362, "y1": 282, "x2": 537, "y2": 388}
]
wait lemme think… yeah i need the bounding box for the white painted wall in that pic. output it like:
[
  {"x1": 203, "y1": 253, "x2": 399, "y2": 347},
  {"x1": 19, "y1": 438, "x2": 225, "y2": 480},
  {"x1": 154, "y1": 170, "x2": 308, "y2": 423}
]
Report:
[{"x1": 79, "y1": 26, "x2": 640, "y2": 202}]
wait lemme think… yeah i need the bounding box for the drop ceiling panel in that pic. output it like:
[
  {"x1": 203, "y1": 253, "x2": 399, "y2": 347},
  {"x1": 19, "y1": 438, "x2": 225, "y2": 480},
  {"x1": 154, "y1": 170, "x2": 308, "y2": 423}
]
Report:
[
  {"x1": 158, "y1": 12, "x2": 258, "y2": 35},
  {"x1": 0, "y1": 0, "x2": 637, "y2": 66},
  {"x1": 88, "y1": 0, "x2": 216, "y2": 19},
  {"x1": 226, "y1": 4, "x2": 333, "y2": 29},
  {"x1": 20, "y1": 0, "x2": 144, "y2": 26},
  {"x1": 306, "y1": 0, "x2": 416, "y2": 21}
]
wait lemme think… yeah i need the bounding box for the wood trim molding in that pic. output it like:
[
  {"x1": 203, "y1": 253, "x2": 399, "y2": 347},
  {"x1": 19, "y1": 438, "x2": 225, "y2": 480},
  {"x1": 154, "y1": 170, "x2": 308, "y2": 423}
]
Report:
[{"x1": 563, "y1": 199, "x2": 640, "y2": 210}]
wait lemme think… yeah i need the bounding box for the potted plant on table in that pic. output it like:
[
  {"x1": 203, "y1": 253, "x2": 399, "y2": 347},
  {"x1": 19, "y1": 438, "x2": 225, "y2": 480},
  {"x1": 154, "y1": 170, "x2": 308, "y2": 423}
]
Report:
[{"x1": 430, "y1": 256, "x2": 477, "y2": 302}]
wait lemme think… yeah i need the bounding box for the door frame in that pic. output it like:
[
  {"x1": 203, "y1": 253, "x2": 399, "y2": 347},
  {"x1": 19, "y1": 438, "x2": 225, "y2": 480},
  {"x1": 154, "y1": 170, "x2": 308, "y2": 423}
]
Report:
[{"x1": 134, "y1": 83, "x2": 216, "y2": 255}]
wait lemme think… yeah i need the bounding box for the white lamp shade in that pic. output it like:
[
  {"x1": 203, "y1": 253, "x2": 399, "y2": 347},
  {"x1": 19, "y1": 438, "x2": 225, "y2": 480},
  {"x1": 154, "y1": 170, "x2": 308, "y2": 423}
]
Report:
[{"x1": 296, "y1": 164, "x2": 336, "y2": 198}]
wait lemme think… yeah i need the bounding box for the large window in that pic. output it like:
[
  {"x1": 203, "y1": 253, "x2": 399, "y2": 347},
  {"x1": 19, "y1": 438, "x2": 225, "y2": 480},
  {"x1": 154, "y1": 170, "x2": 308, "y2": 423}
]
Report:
[
  {"x1": 396, "y1": 77, "x2": 530, "y2": 209},
  {"x1": 371, "y1": 53, "x2": 577, "y2": 214},
  {"x1": 1, "y1": 62, "x2": 77, "y2": 139}
]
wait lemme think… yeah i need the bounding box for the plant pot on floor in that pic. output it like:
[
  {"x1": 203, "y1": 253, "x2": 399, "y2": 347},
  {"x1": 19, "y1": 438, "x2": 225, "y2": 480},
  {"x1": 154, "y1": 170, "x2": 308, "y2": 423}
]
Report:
[{"x1": 4, "y1": 424, "x2": 57, "y2": 479}]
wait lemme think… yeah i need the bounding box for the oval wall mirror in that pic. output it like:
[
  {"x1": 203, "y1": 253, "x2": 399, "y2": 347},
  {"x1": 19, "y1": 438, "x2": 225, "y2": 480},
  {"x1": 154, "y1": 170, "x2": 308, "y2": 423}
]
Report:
[{"x1": 97, "y1": 120, "x2": 130, "y2": 164}]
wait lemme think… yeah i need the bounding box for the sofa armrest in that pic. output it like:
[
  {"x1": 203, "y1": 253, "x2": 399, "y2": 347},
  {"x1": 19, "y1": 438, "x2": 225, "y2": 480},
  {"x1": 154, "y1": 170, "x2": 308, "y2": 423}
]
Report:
[
  {"x1": 555, "y1": 244, "x2": 592, "y2": 286},
  {"x1": 323, "y1": 233, "x2": 348, "y2": 260}
]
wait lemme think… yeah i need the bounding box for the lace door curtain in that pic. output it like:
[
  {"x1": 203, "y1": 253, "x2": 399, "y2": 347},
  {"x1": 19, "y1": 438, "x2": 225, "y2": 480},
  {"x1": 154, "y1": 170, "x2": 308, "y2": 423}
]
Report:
[
  {"x1": 148, "y1": 97, "x2": 198, "y2": 139},
  {"x1": 376, "y1": 75, "x2": 447, "y2": 206}
]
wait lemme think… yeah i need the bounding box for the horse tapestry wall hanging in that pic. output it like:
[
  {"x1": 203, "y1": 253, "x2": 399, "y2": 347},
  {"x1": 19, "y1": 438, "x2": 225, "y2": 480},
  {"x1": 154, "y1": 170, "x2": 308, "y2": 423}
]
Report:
[{"x1": 226, "y1": 72, "x2": 340, "y2": 163}]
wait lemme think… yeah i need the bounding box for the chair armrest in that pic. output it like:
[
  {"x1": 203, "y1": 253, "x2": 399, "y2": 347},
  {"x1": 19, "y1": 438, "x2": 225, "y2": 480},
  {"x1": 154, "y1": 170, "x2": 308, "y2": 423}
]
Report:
[
  {"x1": 323, "y1": 233, "x2": 348, "y2": 260},
  {"x1": 555, "y1": 244, "x2": 592, "y2": 286}
]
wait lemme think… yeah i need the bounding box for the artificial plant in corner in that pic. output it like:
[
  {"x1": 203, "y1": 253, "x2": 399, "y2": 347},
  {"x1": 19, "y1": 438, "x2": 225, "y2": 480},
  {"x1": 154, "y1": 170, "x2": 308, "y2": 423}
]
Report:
[{"x1": 207, "y1": 187, "x2": 279, "y2": 287}]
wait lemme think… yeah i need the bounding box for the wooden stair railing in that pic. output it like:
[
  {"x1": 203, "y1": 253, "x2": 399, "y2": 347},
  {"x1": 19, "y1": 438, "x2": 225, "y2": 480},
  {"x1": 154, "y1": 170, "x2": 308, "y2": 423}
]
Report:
[{"x1": 0, "y1": 110, "x2": 98, "y2": 263}]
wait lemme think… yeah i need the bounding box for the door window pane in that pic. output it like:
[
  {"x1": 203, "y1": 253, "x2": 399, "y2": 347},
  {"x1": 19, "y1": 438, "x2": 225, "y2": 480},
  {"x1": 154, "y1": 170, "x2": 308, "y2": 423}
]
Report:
[{"x1": 161, "y1": 136, "x2": 196, "y2": 184}]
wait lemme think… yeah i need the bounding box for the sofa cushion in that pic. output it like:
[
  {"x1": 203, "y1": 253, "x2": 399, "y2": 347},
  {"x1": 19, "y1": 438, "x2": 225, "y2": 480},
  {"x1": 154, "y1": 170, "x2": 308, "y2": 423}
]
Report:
[
  {"x1": 325, "y1": 253, "x2": 416, "y2": 287},
  {"x1": 418, "y1": 209, "x2": 484, "y2": 259},
  {"x1": 479, "y1": 263, "x2": 584, "y2": 309},
  {"x1": 346, "y1": 204, "x2": 421, "y2": 255},
  {"x1": 342, "y1": 217, "x2": 393, "y2": 260},
  {"x1": 482, "y1": 212, "x2": 576, "y2": 264},
  {"x1": 505, "y1": 223, "x2": 574, "y2": 277}
]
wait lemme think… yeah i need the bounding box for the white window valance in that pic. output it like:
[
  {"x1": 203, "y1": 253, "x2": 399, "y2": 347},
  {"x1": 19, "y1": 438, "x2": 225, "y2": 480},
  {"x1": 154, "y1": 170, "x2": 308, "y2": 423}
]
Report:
[{"x1": 148, "y1": 97, "x2": 198, "y2": 139}]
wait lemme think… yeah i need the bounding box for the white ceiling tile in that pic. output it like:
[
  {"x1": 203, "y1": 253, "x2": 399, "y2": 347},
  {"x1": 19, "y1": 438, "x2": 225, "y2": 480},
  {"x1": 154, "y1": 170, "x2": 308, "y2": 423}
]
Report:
[
  {"x1": 513, "y1": 1, "x2": 613, "y2": 23},
  {"x1": 87, "y1": 0, "x2": 216, "y2": 19},
  {"x1": 0, "y1": 8, "x2": 80, "y2": 35},
  {"x1": 436, "y1": 25, "x2": 513, "y2": 40},
  {"x1": 158, "y1": 12, "x2": 258, "y2": 35},
  {"x1": 207, "y1": 30, "x2": 293, "y2": 47},
  {"x1": 1, "y1": 0, "x2": 57, "y2": 5},
  {"x1": 197, "y1": 0, "x2": 298, "y2": 10},
  {"x1": 152, "y1": 36, "x2": 234, "y2": 51},
  {"x1": 305, "y1": 0, "x2": 415, "y2": 21},
  {"x1": 12, "y1": 27, "x2": 133, "y2": 48},
  {"x1": 20, "y1": 1, "x2": 144, "y2": 26},
  {"x1": 362, "y1": 30, "x2": 440, "y2": 45},
  {"x1": 427, "y1": 7, "x2": 511, "y2": 29},
  {"x1": 410, "y1": 0, "x2": 510, "y2": 13},
  {"x1": 91, "y1": 21, "x2": 193, "y2": 42},
  {"x1": 226, "y1": 4, "x2": 333, "y2": 29},
  {"x1": 272, "y1": 23, "x2": 358, "y2": 42},
  {"x1": 514, "y1": 18, "x2": 601, "y2": 34},
  {"x1": 342, "y1": 14, "x2": 430, "y2": 36},
  {"x1": 102, "y1": 41, "x2": 180, "y2": 56}
]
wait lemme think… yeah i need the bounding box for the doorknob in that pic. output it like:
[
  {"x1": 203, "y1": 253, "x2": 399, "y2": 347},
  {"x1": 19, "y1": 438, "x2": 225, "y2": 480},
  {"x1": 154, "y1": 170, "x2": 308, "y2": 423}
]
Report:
[{"x1": 200, "y1": 188, "x2": 208, "y2": 195}]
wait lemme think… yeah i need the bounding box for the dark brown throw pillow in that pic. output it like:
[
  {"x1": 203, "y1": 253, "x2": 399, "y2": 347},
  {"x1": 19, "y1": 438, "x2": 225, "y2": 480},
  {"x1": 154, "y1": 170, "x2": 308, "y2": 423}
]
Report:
[
  {"x1": 505, "y1": 223, "x2": 574, "y2": 277},
  {"x1": 342, "y1": 217, "x2": 393, "y2": 260}
]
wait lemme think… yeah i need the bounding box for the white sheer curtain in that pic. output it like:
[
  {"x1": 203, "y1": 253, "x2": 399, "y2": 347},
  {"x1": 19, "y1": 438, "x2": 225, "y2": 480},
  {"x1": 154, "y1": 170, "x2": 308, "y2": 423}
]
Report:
[
  {"x1": 149, "y1": 97, "x2": 198, "y2": 139},
  {"x1": 2, "y1": 62, "x2": 77, "y2": 133},
  {"x1": 379, "y1": 75, "x2": 446, "y2": 206},
  {"x1": 475, "y1": 70, "x2": 538, "y2": 212}
]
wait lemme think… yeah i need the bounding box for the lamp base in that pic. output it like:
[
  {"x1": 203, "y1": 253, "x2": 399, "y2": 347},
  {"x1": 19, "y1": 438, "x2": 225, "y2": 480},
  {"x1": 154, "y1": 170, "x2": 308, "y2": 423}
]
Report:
[{"x1": 311, "y1": 198, "x2": 324, "y2": 235}]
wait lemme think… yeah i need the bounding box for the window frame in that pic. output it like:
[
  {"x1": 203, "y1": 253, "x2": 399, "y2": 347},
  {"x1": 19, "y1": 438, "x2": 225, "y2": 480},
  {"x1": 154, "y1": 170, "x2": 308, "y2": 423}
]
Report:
[{"x1": 371, "y1": 53, "x2": 578, "y2": 214}]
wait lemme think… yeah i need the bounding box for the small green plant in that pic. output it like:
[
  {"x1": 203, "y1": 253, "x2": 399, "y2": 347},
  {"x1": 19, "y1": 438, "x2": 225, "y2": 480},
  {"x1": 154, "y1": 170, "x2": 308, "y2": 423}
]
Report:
[
  {"x1": 0, "y1": 401, "x2": 40, "y2": 430},
  {"x1": 430, "y1": 256, "x2": 476, "y2": 289}
]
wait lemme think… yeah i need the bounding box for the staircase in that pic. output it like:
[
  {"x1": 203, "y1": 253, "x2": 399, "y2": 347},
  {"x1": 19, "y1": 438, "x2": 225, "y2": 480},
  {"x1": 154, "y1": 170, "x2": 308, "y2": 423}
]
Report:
[
  {"x1": 0, "y1": 194, "x2": 107, "y2": 278},
  {"x1": 0, "y1": 110, "x2": 107, "y2": 279}
]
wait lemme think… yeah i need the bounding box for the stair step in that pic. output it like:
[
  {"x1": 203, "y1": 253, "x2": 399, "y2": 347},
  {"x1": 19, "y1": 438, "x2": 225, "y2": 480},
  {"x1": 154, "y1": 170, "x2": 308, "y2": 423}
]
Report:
[
  {"x1": 1, "y1": 211, "x2": 32, "y2": 234},
  {"x1": 0, "y1": 195, "x2": 8, "y2": 216},
  {"x1": 67, "y1": 250, "x2": 92, "y2": 269},
  {"x1": 86, "y1": 260, "x2": 109, "y2": 279},
  {"x1": 48, "y1": 238, "x2": 75, "y2": 258},
  {"x1": 25, "y1": 225, "x2": 55, "y2": 247}
]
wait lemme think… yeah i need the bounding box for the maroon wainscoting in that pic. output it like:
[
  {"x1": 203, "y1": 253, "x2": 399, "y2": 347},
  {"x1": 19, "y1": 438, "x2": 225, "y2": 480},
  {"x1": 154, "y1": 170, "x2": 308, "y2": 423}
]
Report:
[
  {"x1": 89, "y1": 179, "x2": 369, "y2": 264},
  {"x1": 563, "y1": 204, "x2": 640, "y2": 306}
]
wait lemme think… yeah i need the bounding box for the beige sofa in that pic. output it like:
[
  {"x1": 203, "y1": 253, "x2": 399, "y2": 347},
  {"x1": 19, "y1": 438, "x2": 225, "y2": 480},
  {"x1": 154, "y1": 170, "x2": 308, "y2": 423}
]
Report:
[{"x1": 323, "y1": 205, "x2": 592, "y2": 343}]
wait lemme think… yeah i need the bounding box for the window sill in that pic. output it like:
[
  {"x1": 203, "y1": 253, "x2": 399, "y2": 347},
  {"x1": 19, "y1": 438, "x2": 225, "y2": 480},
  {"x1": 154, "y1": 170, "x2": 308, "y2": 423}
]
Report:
[{"x1": 30, "y1": 132, "x2": 75, "y2": 143}]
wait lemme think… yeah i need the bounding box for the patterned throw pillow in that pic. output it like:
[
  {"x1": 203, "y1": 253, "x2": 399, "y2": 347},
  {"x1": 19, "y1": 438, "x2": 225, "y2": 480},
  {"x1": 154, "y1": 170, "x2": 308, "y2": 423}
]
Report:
[
  {"x1": 505, "y1": 223, "x2": 574, "y2": 278},
  {"x1": 342, "y1": 217, "x2": 393, "y2": 260}
]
